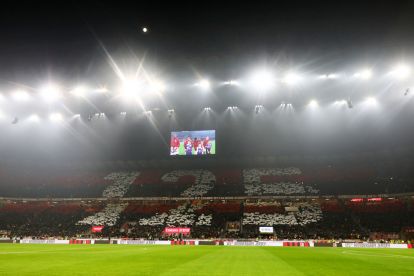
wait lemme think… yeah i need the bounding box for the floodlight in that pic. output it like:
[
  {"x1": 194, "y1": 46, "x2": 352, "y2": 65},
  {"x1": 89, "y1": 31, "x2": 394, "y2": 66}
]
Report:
[
  {"x1": 254, "y1": 105, "x2": 263, "y2": 114},
  {"x1": 28, "y1": 114, "x2": 40, "y2": 122},
  {"x1": 71, "y1": 86, "x2": 87, "y2": 97},
  {"x1": 150, "y1": 80, "x2": 166, "y2": 93},
  {"x1": 121, "y1": 79, "x2": 142, "y2": 98},
  {"x1": 320, "y1": 73, "x2": 339, "y2": 79},
  {"x1": 167, "y1": 109, "x2": 174, "y2": 118},
  {"x1": 41, "y1": 84, "x2": 61, "y2": 102},
  {"x1": 224, "y1": 80, "x2": 239, "y2": 86},
  {"x1": 123, "y1": 79, "x2": 140, "y2": 92},
  {"x1": 49, "y1": 113, "x2": 63, "y2": 122},
  {"x1": 333, "y1": 100, "x2": 347, "y2": 105},
  {"x1": 12, "y1": 90, "x2": 30, "y2": 101},
  {"x1": 354, "y1": 69, "x2": 372, "y2": 80},
  {"x1": 308, "y1": 100, "x2": 318, "y2": 108},
  {"x1": 365, "y1": 97, "x2": 377, "y2": 105},
  {"x1": 196, "y1": 79, "x2": 210, "y2": 90},
  {"x1": 249, "y1": 69, "x2": 275, "y2": 91},
  {"x1": 94, "y1": 87, "x2": 108, "y2": 93},
  {"x1": 390, "y1": 64, "x2": 411, "y2": 79},
  {"x1": 283, "y1": 72, "x2": 302, "y2": 85}
]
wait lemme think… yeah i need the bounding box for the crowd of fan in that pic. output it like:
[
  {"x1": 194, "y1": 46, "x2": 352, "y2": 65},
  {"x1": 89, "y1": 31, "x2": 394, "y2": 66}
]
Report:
[
  {"x1": 102, "y1": 172, "x2": 139, "y2": 198},
  {"x1": 242, "y1": 203, "x2": 322, "y2": 226},
  {"x1": 0, "y1": 165, "x2": 413, "y2": 241},
  {"x1": 0, "y1": 169, "x2": 110, "y2": 198},
  {"x1": 243, "y1": 168, "x2": 319, "y2": 196},
  {"x1": 0, "y1": 198, "x2": 413, "y2": 241},
  {"x1": 76, "y1": 172, "x2": 139, "y2": 226},
  {"x1": 196, "y1": 213, "x2": 213, "y2": 226},
  {"x1": 119, "y1": 203, "x2": 215, "y2": 239},
  {"x1": 244, "y1": 183, "x2": 319, "y2": 195},
  {"x1": 0, "y1": 201, "x2": 104, "y2": 238},
  {"x1": 77, "y1": 203, "x2": 128, "y2": 227},
  {"x1": 161, "y1": 170, "x2": 216, "y2": 197},
  {"x1": 131, "y1": 204, "x2": 213, "y2": 227},
  {"x1": 0, "y1": 166, "x2": 413, "y2": 198}
]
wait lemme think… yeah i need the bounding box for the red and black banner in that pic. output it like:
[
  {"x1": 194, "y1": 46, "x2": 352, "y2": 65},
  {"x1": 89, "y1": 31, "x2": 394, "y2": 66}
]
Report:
[
  {"x1": 283, "y1": 242, "x2": 310, "y2": 247},
  {"x1": 170, "y1": 240, "x2": 195, "y2": 245}
]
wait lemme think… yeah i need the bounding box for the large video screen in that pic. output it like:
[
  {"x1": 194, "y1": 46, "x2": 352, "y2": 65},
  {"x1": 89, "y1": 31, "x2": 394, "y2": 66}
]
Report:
[{"x1": 170, "y1": 130, "x2": 216, "y2": 156}]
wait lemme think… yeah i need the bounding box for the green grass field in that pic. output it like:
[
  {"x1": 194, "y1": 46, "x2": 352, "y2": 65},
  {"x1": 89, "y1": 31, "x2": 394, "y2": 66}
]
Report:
[
  {"x1": 178, "y1": 141, "x2": 216, "y2": 155},
  {"x1": 0, "y1": 245, "x2": 413, "y2": 275}
]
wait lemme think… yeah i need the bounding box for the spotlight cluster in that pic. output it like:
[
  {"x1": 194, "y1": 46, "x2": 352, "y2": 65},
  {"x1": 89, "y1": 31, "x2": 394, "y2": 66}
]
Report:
[
  {"x1": 308, "y1": 100, "x2": 319, "y2": 108},
  {"x1": 279, "y1": 102, "x2": 293, "y2": 109},
  {"x1": 0, "y1": 95, "x2": 390, "y2": 125},
  {"x1": 254, "y1": 105, "x2": 264, "y2": 114},
  {"x1": 0, "y1": 63, "x2": 412, "y2": 104},
  {"x1": 227, "y1": 106, "x2": 238, "y2": 110},
  {"x1": 49, "y1": 113, "x2": 63, "y2": 122},
  {"x1": 0, "y1": 61, "x2": 413, "y2": 125},
  {"x1": 195, "y1": 79, "x2": 210, "y2": 90}
]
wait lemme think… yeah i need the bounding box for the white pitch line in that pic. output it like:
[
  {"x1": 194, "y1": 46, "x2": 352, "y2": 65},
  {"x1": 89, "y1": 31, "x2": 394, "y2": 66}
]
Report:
[
  {"x1": 0, "y1": 247, "x2": 87, "y2": 255},
  {"x1": 0, "y1": 252, "x2": 32, "y2": 254},
  {"x1": 342, "y1": 250, "x2": 414, "y2": 259}
]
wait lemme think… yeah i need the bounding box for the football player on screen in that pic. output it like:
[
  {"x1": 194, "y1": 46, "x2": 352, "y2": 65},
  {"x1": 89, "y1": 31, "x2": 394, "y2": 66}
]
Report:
[
  {"x1": 203, "y1": 136, "x2": 212, "y2": 154},
  {"x1": 196, "y1": 140, "x2": 204, "y2": 155},
  {"x1": 170, "y1": 134, "x2": 180, "y2": 155},
  {"x1": 193, "y1": 138, "x2": 199, "y2": 155},
  {"x1": 184, "y1": 136, "x2": 193, "y2": 155}
]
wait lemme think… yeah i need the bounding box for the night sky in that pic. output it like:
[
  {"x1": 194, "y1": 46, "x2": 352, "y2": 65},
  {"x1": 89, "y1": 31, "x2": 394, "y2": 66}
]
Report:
[{"x1": 1, "y1": 1, "x2": 414, "y2": 81}]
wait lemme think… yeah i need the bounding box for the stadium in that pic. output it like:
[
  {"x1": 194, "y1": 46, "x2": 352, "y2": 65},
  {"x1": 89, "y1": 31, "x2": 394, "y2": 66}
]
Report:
[{"x1": 1, "y1": 1, "x2": 414, "y2": 275}]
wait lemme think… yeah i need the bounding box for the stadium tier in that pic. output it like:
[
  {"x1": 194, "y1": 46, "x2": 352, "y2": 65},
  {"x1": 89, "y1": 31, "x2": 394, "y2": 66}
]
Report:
[
  {"x1": 1, "y1": 163, "x2": 412, "y2": 241},
  {"x1": 0, "y1": 165, "x2": 413, "y2": 198},
  {"x1": 1, "y1": 198, "x2": 413, "y2": 241}
]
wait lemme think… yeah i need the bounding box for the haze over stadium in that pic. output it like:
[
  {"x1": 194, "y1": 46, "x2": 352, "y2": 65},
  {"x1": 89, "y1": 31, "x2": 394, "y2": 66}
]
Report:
[{"x1": 0, "y1": 1, "x2": 414, "y2": 275}]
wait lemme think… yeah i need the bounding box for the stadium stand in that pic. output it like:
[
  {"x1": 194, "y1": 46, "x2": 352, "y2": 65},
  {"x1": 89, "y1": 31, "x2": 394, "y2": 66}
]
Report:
[
  {"x1": 0, "y1": 197, "x2": 413, "y2": 241},
  {"x1": 1, "y1": 165, "x2": 413, "y2": 198},
  {"x1": 0, "y1": 165, "x2": 414, "y2": 198},
  {"x1": 0, "y1": 163, "x2": 413, "y2": 241},
  {"x1": 0, "y1": 201, "x2": 105, "y2": 237}
]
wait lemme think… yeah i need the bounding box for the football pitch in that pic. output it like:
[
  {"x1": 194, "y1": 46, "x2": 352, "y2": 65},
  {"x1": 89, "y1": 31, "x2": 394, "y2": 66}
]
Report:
[{"x1": 0, "y1": 245, "x2": 413, "y2": 275}]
